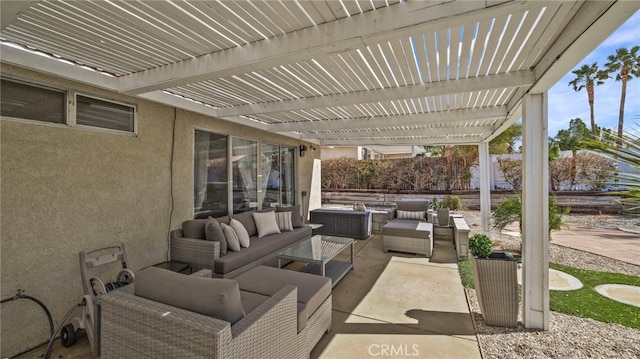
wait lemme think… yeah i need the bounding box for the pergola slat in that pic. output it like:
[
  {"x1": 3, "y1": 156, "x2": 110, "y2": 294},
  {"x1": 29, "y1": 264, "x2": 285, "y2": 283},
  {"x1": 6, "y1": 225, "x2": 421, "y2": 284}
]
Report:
[
  {"x1": 520, "y1": 3, "x2": 578, "y2": 69},
  {"x1": 425, "y1": 30, "x2": 439, "y2": 84},
  {"x1": 477, "y1": 15, "x2": 509, "y2": 77},
  {"x1": 488, "y1": 10, "x2": 526, "y2": 75},
  {"x1": 449, "y1": 25, "x2": 462, "y2": 80},
  {"x1": 437, "y1": 28, "x2": 449, "y2": 82}
]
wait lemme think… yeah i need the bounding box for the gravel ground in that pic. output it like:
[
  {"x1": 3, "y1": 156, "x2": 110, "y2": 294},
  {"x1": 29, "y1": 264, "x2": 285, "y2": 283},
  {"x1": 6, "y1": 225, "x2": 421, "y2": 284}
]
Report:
[{"x1": 460, "y1": 211, "x2": 640, "y2": 359}]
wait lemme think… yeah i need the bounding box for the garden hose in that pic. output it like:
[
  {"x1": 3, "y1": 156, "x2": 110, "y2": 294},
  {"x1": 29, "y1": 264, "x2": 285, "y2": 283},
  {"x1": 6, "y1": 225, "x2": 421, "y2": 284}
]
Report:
[{"x1": 0, "y1": 289, "x2": 55, "y2": 338}]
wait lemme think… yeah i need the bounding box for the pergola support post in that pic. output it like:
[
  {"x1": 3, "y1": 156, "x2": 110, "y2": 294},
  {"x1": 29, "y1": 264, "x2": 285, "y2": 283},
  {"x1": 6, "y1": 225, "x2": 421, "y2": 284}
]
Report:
[
  {"x1": 522, "y1": 93, "x2": 550, "y2": 330},
  {"x1": 478, "y1": 142, "x2": 491, "y2": 233}
]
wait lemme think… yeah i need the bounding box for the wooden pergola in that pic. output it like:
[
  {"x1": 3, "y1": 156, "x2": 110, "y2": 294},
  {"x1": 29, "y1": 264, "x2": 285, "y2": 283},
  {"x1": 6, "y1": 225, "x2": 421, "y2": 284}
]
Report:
[{"x1": 2, "y1": 0, "x2": 638, "y2": 330}]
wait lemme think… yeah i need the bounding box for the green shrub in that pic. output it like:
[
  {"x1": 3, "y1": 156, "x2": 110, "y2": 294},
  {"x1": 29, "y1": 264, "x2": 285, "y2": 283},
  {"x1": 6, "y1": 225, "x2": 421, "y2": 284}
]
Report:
[
  {"x1": 443, "y1": 195, "x2": 463, "y2": 210},
  {"x1": 469, "y1": 233, "x2": 493, "y2": 258},
  {"x1": 491, "y1": 195, "x2": 523, "y2": 232},
  {"x1": 492, "y1": 194, "x2": 568, "y2": 235}
]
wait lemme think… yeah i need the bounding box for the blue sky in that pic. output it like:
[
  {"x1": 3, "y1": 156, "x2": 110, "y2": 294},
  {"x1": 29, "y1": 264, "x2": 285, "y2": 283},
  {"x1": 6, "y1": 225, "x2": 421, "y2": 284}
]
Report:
[{"x1": 547, "y1": 11, "x2": 640, "y2": 138}]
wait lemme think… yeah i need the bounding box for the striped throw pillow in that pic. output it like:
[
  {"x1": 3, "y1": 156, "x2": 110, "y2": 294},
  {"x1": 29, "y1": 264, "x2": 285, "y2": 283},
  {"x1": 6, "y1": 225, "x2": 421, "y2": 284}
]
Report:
[
  {"x1": 397, "y1": 210, "x2": 425, "y2": 220},
  {"x1": 275, "y1": 211, "x2": 293, "y2": 232}
]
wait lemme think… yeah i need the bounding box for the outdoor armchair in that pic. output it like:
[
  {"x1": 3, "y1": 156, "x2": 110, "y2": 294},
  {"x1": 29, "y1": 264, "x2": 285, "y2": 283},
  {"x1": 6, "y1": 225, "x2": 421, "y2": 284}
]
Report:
[{"x1": 100, "y1": 281, "x2": 302, "y2": 358}]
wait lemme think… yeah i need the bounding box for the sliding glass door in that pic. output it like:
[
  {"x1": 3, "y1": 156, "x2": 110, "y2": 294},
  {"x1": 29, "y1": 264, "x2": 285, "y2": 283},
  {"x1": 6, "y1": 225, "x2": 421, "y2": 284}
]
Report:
[
  {"x1": 194, "y1": 131, "x2": 228, "y2": 218},
  {"x1": 261, "y1": 144, "x2": 295, "y2": 208},
  {"x1": 195, "y1": 130, "x2": 295, "y2": 218},
  {"x1": 232, "y1": 138, "x2": 257, "y2": 214},
  {"x1": 280, "y1": 147, "x2": 295, "y2": 206}
]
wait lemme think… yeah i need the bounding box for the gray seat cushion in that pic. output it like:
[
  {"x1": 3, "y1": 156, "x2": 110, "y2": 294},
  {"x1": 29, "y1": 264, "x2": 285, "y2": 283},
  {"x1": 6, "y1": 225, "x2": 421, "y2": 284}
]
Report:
[
  {"x1": 213, "y1": 227, "x2": 311, "y2": 274},
  {"x1": 235, "y1": 266, "x2": 331, "y2": 331},
  {"x1": 134, "y1": 267, "x2": 245, "y2": 325},
  {"x1": 383, "y1": 219, "x2": 431, "y2": 239}
]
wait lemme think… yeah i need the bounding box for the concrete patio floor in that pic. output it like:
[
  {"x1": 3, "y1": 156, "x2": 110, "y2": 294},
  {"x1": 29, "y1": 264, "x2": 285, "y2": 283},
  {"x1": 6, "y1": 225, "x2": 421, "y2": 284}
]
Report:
[
  {"x1": 309, "y1": 235, "x2": 480, "y2": 359},
  {"x1": 14, "y1": 234, "x2": 479, "y2": 359}
]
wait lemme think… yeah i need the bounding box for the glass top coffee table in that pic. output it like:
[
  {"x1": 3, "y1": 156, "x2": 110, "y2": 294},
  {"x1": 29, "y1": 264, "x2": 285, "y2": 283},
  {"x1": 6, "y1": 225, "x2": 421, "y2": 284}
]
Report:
[{"x1": 277, "y1": 235, "x2": 354, "y2": 287}]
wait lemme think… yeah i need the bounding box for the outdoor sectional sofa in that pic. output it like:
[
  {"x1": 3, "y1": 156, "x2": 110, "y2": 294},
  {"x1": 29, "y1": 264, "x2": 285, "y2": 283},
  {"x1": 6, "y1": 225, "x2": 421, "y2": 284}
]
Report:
[
  {"x1": 99, "y1": 265, "x2": 332, "y2": 358},
  {"x1": 170, "y1": 206, "x2": 312, "y2": 278}
]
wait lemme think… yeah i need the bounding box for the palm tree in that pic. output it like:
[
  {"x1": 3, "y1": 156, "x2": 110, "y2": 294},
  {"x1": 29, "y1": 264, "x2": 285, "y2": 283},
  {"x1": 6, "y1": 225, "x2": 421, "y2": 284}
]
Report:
[
  {"x1": 604, "y1": 46, "x2": 640, "y2": 139},
  {"x1": 568, "y1": 63, "x2": 608, "y2": 135}
]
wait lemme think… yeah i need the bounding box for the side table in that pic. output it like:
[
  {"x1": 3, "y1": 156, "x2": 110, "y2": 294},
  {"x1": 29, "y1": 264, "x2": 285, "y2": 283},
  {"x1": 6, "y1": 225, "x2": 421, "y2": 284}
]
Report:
[{"x1": 152, "y1": 261, "x2": 192, "y2": 274}]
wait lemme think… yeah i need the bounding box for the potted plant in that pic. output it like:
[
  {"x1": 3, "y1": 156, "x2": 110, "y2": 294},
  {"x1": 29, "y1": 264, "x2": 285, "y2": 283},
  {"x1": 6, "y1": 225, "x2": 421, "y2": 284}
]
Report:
[
  {"x1": 469, "y1": 233, "x2": 519, "y2": 327},
  {"x1": 427, "y1": 197, "x2": 450, "y2": 226},
  {"x1": 427, "y1": 197, "x2": 442, "y2": 210}
]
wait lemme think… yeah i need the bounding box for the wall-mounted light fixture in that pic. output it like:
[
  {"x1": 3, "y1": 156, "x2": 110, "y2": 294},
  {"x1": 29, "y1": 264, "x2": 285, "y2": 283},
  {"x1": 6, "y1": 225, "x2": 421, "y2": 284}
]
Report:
[{"x1": 299, "y1": 145, "x2": 307, "y2": 157}]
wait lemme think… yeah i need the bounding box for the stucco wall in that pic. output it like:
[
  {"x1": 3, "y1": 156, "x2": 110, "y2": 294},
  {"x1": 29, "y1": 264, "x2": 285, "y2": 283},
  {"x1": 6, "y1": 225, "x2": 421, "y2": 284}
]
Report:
[{"x1": 0, "y1": 64, "x2": 317, "y2": 356}]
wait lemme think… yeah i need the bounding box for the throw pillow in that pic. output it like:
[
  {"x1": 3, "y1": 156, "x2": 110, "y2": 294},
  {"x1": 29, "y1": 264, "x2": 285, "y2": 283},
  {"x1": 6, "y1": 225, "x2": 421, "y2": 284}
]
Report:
[
  {"x1": 230, "y1": 218, "x2": 250, "y2": 248},
  {"x1": 220, "y1": 223, "x2": 241, "y2": 251},
  {"x1": 276, "y1": 205, "x2": 303, "y2": 228},
  {"x1": 134, "y1": 267, "x2": 245, "y2": 325},
  {"x1": 230, "y1": 211, "x2": 258, "y2": 237},
  {"x1": 205, "y1": 217, "x2": 228, "y2": 255},
  {"x1": 275, "y1": 211, "x2": 293, "y2": 232},
  {"x1": 252, "y1": 211, "x2": 281, "y2": 237},
  {"x1": 397, "y1": 210, "x2": 425, "y2": 220}
]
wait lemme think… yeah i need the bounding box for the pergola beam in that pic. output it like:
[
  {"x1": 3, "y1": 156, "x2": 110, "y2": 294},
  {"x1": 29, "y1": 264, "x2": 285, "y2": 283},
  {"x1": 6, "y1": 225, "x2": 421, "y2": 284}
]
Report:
[
  {"x1": 0, "y1": 44, "x2": 120, "y2": 91},
  {"x1": 301, "y1": 125, "x2": 495, "y2": 140},
  {"x1": 269, "y1": 106, "x2": 507, "y2": 132},
  {"x1": 138, "y1": 91, "x2": 271, "y2": 132},
  {"x1": 319, "y1": 136, "x2": 483, "y2": 146},
  {"x1": 216, "y1": 71, "x2": 534, "y2": 117}
]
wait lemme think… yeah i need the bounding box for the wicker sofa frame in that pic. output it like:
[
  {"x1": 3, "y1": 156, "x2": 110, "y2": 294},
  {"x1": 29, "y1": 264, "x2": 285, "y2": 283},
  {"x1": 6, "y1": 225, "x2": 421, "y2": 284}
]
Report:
[{"x1": 99, "y1": 279, "x2": 331, "y2": 358}]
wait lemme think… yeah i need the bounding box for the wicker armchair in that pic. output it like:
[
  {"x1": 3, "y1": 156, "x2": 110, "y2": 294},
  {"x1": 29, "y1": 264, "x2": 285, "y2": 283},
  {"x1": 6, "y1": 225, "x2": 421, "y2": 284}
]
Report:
[
  {"x1": 383, "y1": 200, "x2": 433, "y2": 257},
  {"x1": 100, "y1": 285, "x2": 303, "y2": 359}
]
